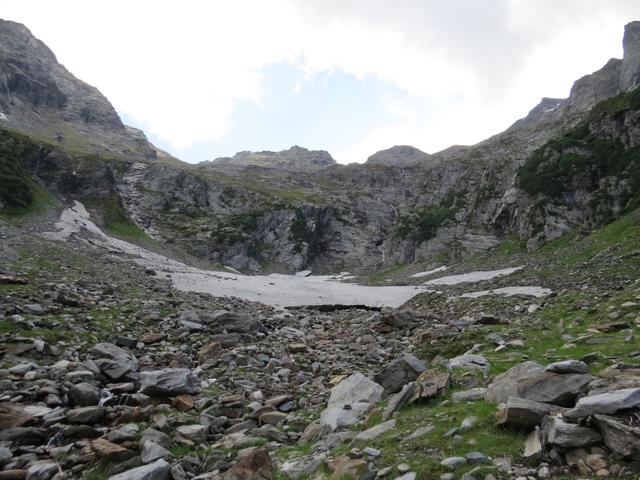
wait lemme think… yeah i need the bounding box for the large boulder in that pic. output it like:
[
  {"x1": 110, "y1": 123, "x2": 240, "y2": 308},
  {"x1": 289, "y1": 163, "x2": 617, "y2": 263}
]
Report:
[
  {"x1": 496, "y1": 397, "x2": 566, "y2": 430},
  {"x1": 67, "y1": 382, "x2": 101, "y2": 406},
  {"x1": 543, "y1": 416, "x2": 602, "y2": 449},
  {"x1": 92, "y1": 342, "x2": 138, "y2": 380},
  {"x1": 564, "y1": 388, "x2": 640, "y2": 420},
  {"x1": 108, "y1": 458, "x2": 170, "y2": 480},
  {"x1": 592, "y1": 414, "x2": 640, "y2": 458},
  {"x1": 320, "y1": 373, "x2": 383, "y2": 431},
  {"x1": 517, "y1": 372, "x2": 593, "y2": 407},
  {"x1": 374, "y1": 354, "x2": 426, "y2": 394},
  {"x1": 139, "y1": 369, "x2": 201, "y2": 396},
  {"x1": 379, "y1": 308, "x2": 417, "y2": 329},
  {"x1": 486, "y1": 361, "x2": 544, "y2": 404}
]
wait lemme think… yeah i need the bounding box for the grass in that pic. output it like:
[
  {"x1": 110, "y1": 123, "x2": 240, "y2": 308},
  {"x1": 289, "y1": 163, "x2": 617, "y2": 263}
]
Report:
[{"x1": 367, "y1": 263, "x2": 407, "y2": 284}]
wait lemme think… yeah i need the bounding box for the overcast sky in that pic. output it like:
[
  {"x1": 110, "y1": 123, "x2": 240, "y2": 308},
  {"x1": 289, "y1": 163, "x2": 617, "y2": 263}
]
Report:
[{"x1": 2, "y1": 1, "x2": 640, "y2": 164}]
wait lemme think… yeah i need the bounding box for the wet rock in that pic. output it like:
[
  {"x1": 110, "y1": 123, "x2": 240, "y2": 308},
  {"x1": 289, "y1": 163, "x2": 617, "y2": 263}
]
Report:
[
  {"x1": 374, "y1": 353, "x2": 426, "y2": 394},
  {"x1": 139, "y1": 368, "x2": 201, "y2": 396}
]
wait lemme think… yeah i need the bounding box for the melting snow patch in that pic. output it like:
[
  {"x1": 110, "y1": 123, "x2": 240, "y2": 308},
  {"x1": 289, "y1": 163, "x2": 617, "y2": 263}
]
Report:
[
  {"x1": 410, "y1": 266, "x2": 448, "y2": 278},
  {"x1": 423, "y1": 267, "x2": 522, "y2": 286},
  {"x1": 458, "y1": 286, "x2": 552, "y2": 299},
  {"x1": 44, "y1": 202, "x2": 431, "y2": 308}
]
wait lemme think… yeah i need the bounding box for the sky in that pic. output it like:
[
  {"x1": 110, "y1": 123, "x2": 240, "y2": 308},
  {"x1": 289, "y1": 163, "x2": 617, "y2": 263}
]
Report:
[{"x1": 2, "y1": 1, "x2": 640, "y2": 164}]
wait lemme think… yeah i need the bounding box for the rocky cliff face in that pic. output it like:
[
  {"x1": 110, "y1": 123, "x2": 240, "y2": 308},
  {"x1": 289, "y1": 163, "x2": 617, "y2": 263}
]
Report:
[
  {"x1": 0, "y1": 19, "x2": 161, "y2": 161},
  {"x1": 3, "y1": 19, "x2": 640, "y2": 274}
]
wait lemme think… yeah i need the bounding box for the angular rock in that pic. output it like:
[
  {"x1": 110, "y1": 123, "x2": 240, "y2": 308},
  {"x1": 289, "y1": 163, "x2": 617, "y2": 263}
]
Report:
[
  {"x1": 91, "y1": 438, "x2": 135, "y2": 462},
  {"x1": 176, "y1": 424, "x2": 207, "y2": 441},
  {"x1": 65, "y1": 406, "x2": 105, "y2": 424},
  {"x1": 564, "y1": 388, "x2": 640, "y2": 420},
  {"x1": 223, "y1": 448, "x2": 272, "y2": 480},
  {"x1": 410, "y1": 370, "x2": 450, "y2": 402},
  {"x1": 108, "y1": 458, "x2": 170, "y2": 480},
  {"x1": 452, "y1": 388, "x2": 487, "y2": 402},
  {"x1": 140, "y1": 440, "x2": 170, "y2": 463},
  {"x1": 486, "y1": 361, "x2": 544, "y2": 404},
  {"x1": 496, "y1": 397, "x2": 566, "y2": 431},
  {"x1": 25, "y1": 463, "x2": 58, "y2": 480},
  {"x1": 139, "y1": 368, "x2": 201, "y2": 396},
  {"x1": 67, "y1": 382, "x2": 101, "y2": 406},
  {"x1": 543, "y1": 416, "x2": 602, "y2": 448},
  {"x1": 592, "y1": 414, "x2": 640, "y2": 457},
  {"x1": 517, "y1": 372, "x2": 593, "y2": 407},
  {"x1": 382, "y1": 383, "x2": 416, "y2": 421},
  {"x1": 523, "y1": 427, "x2": 543, "y2": 460},
  {"x1": 380, "y1": 308, "x2": 417, "y2": 329},
  {"x1": 354, "y1": 420, "x2": 396, "y2": 442},
  {"x1": 374, "y1": 353, "x2": 426, "y2": 394},
  {"x1": 545, "y1": 360, "x2": 588, "y2": 374},
  {"x1": 320, "y1": 373, "x2": 384, "y2": 430},
  {"x1": 449, "y1": 353, "x2": 490, "y2": 376}
]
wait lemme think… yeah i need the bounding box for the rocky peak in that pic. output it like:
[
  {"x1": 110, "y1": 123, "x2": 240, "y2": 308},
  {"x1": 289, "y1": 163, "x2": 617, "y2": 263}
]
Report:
[
  {"x1": 0, "y1": 19, "x2": 160, "y2": 160},
  {"x1": 206, "y1": 145, "x2": 336, "y2": 171},
  {"x1": 620, "y1": 20, "x2": 640, "y2": 92},
  {"x1": 365, "y1": 145, "x2": 432, "y2": 166}
]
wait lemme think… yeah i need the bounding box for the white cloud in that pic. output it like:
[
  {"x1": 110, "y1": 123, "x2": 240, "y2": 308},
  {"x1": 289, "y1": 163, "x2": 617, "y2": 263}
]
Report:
[{"x1": 1, "y1": 0, "x2": 640, "y2": 161}]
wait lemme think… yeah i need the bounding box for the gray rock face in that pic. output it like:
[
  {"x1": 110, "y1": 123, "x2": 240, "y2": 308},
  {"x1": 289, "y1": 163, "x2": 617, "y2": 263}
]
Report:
[
  {"x1": 139, "y1": 369, "x2": 201, "y2": 396},
  {"x1": 0, "y1": 20, "x2": 159, "y2": 161},
  {"x1": 374, "y1": 353, "x2": 426, "y2": 394},
  {"x1": 366, "y1": 145, "x2": 433, "y2": 166},
  {"x1": 108, "y1": 458, "x2": 171, "y2": 480},
  {"x1": 207, "y1": 145, "x2": 336, "y2": 172},
  {"x1": 621, "y1": 21, "x2": 640, "y2": 92}
]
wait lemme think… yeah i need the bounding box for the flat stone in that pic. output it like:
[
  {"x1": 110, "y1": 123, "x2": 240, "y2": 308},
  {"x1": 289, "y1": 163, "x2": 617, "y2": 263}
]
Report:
[
  {"x1": 65, "y1": 406, "x2": 105, "y2": 424},
  {"x1": 176, "y1": 424, "x2": 207, "y2": 441},
  {"x1": 140, "y1": 440, "x2": 170, "y2": 463},
  {"x1": 449, "y1": 353, "x2": 490, "y2": 375},
  {"x1": 259, "y1": 411, "x2": 287, "y2": 425},
  {"x1": 108, "y1": 458, "x2": 170, "y2": 480},
  {"x1": 453, "y1": 388, "x2": 487, "y2": 402},
  {"x1": 545, "y1": 360, "x2": 588, "y2": 374},
  {"x1": 565, "y1": 388, "x2": 640, "y2": 420},
  {"x1": 25, "y1": 463, "x2": 58, "y2": 480},
  {"x1": 355, "y1": 420, "x2": 396, "y2": 442},
  {"x1": 516, "y1": 372, "x2": 593, "y2": 407},
  {"x1": 440, "y1": 457, "x2": 467, "y2": 470},
  {"x1": 320, "y1": 373, "x2": 383, "y2": 431}
]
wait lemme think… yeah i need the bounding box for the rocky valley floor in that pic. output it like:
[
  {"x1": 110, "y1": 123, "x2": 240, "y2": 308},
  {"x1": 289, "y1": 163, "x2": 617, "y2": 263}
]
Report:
[{"x1": 1, "y1": 207, "x2": 640, "y2": 480}]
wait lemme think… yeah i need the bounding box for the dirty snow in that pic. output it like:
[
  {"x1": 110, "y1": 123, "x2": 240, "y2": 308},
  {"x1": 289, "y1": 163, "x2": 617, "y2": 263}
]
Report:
[
  {"x1": 410, "y1": 266, "x2": 448, "y2": 278},
  {"x1": 423, "y1": 267, "x2": 522, "y2": 286},
  {"x1": 458, "y1": 286, "x2": 552, "y2": 299}
]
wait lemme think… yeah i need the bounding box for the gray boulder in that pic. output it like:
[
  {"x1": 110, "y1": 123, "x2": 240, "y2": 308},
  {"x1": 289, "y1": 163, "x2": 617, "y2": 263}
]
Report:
[
  {"x1": 564, "y1": 388, "x2": 640, "y2": 420},
  {"x1": 139, "y1": 369, "x2": 201, "y2": 396},
  {"x1": 108, "y1": 458, "x2": 170, "y2": 480},
  {"x1": 517, "y1": 372, "x2": 593, "y2": 407},
  {"x1": 496, "y1": 396, "x2": 566, "y2": 430},
  {"x1": 319, "y1": 373, "x2": 383, "y2": 431},
  {"x1": 67, "y1": 382, "x2": 101, "y2": 406},
  {"x1": 449, "y1": 353, "x2": 490, "y2": 376},
  {"x1": 543, "y1": 416, "x2": 602, "y2": 448},
  {"x1": 545, "y1": 360, "x2": 588, "y2": 374},
  {"x1": 26, "y1": 462, "x2": 59, "y2": 480},
  {"x1": 374, "y1": 353, "x2": 426, "y2": 394},
  {"x1": 380, "y1": 308, "x2": 417, "y2": 329},
  {"x1": 486, "y1": 361, "x2": 544, "y2": 404}
]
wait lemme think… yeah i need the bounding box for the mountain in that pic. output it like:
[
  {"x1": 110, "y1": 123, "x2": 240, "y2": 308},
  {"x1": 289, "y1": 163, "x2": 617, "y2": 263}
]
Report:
[
  {"x1": 365, "y1": 145, "x2": 433, "y2": 166},
  {"x1": 1, "y1": 19, "x2": 640, "y2": 275},
  {"x1": 204, "y1": 145, "x2": 336, "y2": 172},
  {"x1": 0, "y1": 19, "x2": 165, "y2": 161}
]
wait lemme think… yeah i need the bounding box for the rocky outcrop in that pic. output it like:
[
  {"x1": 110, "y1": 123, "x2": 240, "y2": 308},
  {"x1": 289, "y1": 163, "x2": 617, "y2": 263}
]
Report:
[{"x1": 205, "y1": 145, "x2": 336, "y2": 172}]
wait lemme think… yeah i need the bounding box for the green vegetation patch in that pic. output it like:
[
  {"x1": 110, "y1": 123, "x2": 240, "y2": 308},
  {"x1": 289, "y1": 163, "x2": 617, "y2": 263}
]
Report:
[
  {"x1": 0, "y1": 129, "x2": 55, "y2": 217},
  {"x1": 289, "y1": 208, "x2": 312, "y2": 253}
]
